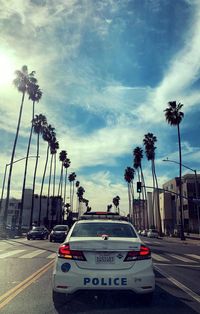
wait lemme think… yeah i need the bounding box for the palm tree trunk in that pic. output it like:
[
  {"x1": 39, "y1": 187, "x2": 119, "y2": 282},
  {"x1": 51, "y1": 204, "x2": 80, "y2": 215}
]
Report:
[
  {"x1": 53, "y1": 154, "x2": 56, "y2": 198},
  {"x1": 140, "y1": 166, "x2": 146, "y2": 230},
  {"x1": 72, "y1": 181, "x2": 75, "y2": 211},
  {"x1": 151, "y1": 161, "x2": 155, "y2": 228},
  {"x1": 64, "y1": 169, "x2": 68, "y2": 205},
  {"x1": 57, "y1": 166, "x2": 62, "y2": 196},
  {"x1": 127, "y1": 182, "x2": 131, "y2": 219},
  {"x1": 140, "y1": 166, "x2": 148, "y2": 228},
  {"x1": 19, "y1": 101, "x2": 35, "y2": 233},
  {"x1": 178, "y1": 123, "x2": 185, "y2": 240},
  {"x1": 47, "y1": 154, "x2": 53, "y2": 227},
  {"x1": 39, "y1": 145, "x2": 49, "y2": 226},
  {"x1": 3, "y1": 92, "x2": 25, "y2": 228},
  {"x1": 30, "y1": 133, "x2": 40, "y2": 228},
  {"x1": 137, "y1": 169, "x2": 141, "y2": 230}
]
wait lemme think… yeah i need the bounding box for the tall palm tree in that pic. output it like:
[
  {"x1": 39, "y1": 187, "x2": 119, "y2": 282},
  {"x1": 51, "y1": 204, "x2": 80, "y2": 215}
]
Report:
[
  {"x1": 133, "y1": 147, "x2": 148, "y2": 229},
  {"x1": 164, "y1": 101, "x2": 185, "y2": 240},
  {"x1": 77, "y1": 186, "x2": 85, "y2": 216},
  {"x1": 112, "y1": 196, "x2": 120, "y2": 213},
  {"x1": 3, "y1": 66, "x2": 37, "y2": 228},
  {"x1": 58, "y1": 150, "x2": 67, "y2": 198},
  {"x1": 29, "y1": 114, "x2": 47, "y2": 228},
  {"x1": 143, "y1": 133, "x2": 162, "y2": 235},
  {"x1": 75, "y1": 180, "x2": 80, "y2": 212},
  {"x1": 68, "y1": 172, "x2": 77, "y2": 211},
  {"x1": 39, "y1": 124, "x2": 56, "y2": 226},
  {"x1": 63, "y1": 158, "x2": 71, "y2": 205},
  {"x1": 19, "y1": 84, "x2": 42, "y2": 233},
  {"x1": 47, "y1": 138, "x2": 59, "y2": 227},
  {"x1": 124, "y1": 167, "x2": 135, "y2": 221}
]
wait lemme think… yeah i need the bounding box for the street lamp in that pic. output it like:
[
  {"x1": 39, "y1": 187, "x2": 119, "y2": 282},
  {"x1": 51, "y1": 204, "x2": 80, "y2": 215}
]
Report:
[
  {"x1": 0, "y1": 156, "x2": 38, "y2": 220},
  {"x1": 163, "y1": 158, "x2": 200, "y2": 237}
]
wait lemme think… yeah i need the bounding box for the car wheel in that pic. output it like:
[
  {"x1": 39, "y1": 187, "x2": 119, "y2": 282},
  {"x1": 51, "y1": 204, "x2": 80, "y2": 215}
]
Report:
[
  {"x1": 50, "y1": 238, "x2": 52, "y2": 242},
  {"x1": 27, "y1": 237, "x2": 30, "y2": 240},
  {"x1": 142, "y1": 292, "x2": 154, "y2": 305},
  {"x1": 52, "y1": 291, "x2": 70, "y2": 307}
]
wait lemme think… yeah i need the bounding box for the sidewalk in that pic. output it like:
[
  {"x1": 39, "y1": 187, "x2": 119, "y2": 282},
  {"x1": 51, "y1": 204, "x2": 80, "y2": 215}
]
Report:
[{"x1": 162, "y1": 233, "x2": 200, "y2": 245}]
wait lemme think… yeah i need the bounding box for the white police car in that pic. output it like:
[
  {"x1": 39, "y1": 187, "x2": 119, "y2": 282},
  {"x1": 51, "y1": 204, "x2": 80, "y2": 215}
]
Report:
[{"x1": 52, "y1": 212, "x2": 155, "y2": 305}]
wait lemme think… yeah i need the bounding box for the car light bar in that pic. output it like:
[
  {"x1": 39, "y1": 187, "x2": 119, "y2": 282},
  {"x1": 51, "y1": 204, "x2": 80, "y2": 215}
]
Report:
[
  {"x1": 124, "y1": 245, "x2": 151, "y2": 261},
  {"x1": 80, "y1": 212, "x2": 128, "y2": 221},
  {"x1": 58, "y1": 244, "x2": 86, "y2": 261}
]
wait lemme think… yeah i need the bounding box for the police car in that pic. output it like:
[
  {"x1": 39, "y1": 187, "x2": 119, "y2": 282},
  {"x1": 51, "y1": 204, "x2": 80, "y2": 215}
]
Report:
[{"x1": 52, "y1": 212, "x2": 155, "y2": 305}]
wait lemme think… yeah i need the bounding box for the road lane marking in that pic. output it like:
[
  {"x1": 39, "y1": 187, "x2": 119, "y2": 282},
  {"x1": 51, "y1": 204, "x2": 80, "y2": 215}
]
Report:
[
  {"x1": 169, "y1": 253, "x2": 198, "y2": 263},
  {"x1": 0, "y1": 250, "x2": 25, "y2": 258},
  {"x1": 47, "y1": 253, "x2": 56, "y2": 259},
  {"x1": 185, "y1": 254, "x2": 200, "y2": 260},
  {"x1": 154, "y1": 265, "x2": 200, "y2": 304},
  {"x1": 0, "y1": 260, "x2": 54, "y2": 310},
  {"x1": 152, "y1": 253, "x2": 169, "y2": 262},
  {"x1": 19, "y1": 249, "x2": 44, "y2": 258}
]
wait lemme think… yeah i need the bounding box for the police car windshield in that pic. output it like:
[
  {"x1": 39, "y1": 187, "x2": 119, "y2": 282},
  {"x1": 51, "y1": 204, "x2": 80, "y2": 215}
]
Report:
[{"x1": 71, "y1": 222, "x2": 137, "y2": 238}]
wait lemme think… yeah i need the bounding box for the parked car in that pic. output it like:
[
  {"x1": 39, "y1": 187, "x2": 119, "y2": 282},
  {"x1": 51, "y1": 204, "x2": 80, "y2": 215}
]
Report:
[
  {"x1": 141, "y1": 229, "x2": 148, "y2": 236},
  {"x1": 52, "y1": 212, "x2": 155, "y2": 306},
  {"x1": 50, "y1": 225, "x2": 69, "y2": 243},
  {"x1": 27, "y1": 226, "x2": 49, "y2": 240},
  {"x1": 147, "y1": 229, "x2": 159, "y2": 238}
]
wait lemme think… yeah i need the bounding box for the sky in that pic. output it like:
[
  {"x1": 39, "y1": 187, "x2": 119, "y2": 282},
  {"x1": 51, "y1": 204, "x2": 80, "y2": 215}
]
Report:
[{"x1": 0, "y1": 0, "x2": 200, "y2": 214}]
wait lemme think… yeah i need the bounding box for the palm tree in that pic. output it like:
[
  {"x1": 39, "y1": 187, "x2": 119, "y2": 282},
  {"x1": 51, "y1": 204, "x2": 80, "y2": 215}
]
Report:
[
  {"x1": 3, "y1": 66, "x2": 37, "y2": 228},
  {"x1": 29, "y1": 114, "x2": 47, "y2": 228},
  {"x1": 58, "y1": 150, "x2": 67, "y2": 198},
  {"x1": 124, "y1": 167, "x2": 135, "y2": 221},
  {"x1": 68, "y1": 172, "x2": 77, "y2": 211},
  {"x1": 107, "y1": 204, "x2": 112, "y2": 212},
  {"x1": 19, "y1": 84, "x2": 42, "y2": 232},
  {"x1": 77, "y1": 186, "x2": 85, "y2": 216},
  {"x1": 39, "y1": 124, "x2": 56, "y2": 226},
  {"x1": 63, "y1": 158, "x2": 71, "y2": 205},
  {"x1": 143, "y1": 133, "x2": 162, "y2": 235},
  {"x1": 133, "y1": 147, "x2": 148, "y2": 229},
  {"x1": 47, "y1": 138, "x2": 59, "y2": 227},
  {"x1": 164, "y1": 101, "x2": 185, "y2": 240},
  {"x1": 112, "y1": 196, "x2": 120, "y2": 213},
  {"x1": 75, "y1": 180, "x2": 80, "y2": 212}
]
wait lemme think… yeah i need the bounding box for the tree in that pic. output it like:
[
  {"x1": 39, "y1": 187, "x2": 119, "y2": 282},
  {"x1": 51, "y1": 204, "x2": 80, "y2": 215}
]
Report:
[
  {"x1": 58, "y1": 150, "x2": 67, "y2": 198},
  {"x1": 63, "y1": 158, "x2": 71, "y2": 205},
  {"x1": 39, "y1": 124, "x2": 56, "y2": 226},
  {"x1": 133, "y1": 147, "x2": 148, "y2": 229},
  {"x1": 77, "y1": 186, "x2": 85, "y2": 216},
  {"x1": 47, "y1": 138, "x2": 59, "y2": 227},
  {"x1": 68, "y1": 172, "x2": 77, "y2": 211},
  {"x1": 3, "y1": 66, "x2": 37, "y2": 228},
  {"x1": 124, "y1": 167, "x2": 135, "y2": 221},
  {"x1": 143, "y1": 133, "x2": 162, "y2": 235},
  {"x1": 30, "y1": 114, "x2": 47, "y2": 228},
  {"x1": 112, "y1": 196, "x2": 120, "y2": 213},
  {"x1": 164, "y1": 101, "x2": 185, "y2": 240}
]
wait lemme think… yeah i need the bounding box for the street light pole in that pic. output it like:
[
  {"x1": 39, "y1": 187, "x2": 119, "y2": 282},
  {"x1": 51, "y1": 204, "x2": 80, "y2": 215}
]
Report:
[
  {"x1": 163, "y1": 158, "x2": 200, "y2": 237},
  {"x1": 0, "y1": 156, "x2": 38, "y2": 225}
]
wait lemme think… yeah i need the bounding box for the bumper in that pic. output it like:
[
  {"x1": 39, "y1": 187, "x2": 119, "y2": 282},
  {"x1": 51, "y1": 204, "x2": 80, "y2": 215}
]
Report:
[{"x1": 52, "y1": 258, "x2": 155, "y2": 295}]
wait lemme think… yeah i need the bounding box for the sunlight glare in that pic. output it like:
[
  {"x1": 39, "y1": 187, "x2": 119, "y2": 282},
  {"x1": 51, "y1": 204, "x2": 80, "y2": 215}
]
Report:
[{"x1": 0, "y1": 52, "x2": 15, "y2": 86}]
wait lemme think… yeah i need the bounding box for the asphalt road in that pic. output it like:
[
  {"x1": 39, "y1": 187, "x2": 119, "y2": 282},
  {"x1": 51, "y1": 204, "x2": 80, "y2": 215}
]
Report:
[{"x1": 0, "y1": 236, "x2": 199, "y2": 314}]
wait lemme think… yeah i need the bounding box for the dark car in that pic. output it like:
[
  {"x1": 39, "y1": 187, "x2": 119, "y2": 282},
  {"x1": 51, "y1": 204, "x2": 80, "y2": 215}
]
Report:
[
  {"x1": 27, "y1": 226, "x2": 49, "y2": 240},
  {"x1": 49, "y1": 225, "x2": 69, "y2": 243}
]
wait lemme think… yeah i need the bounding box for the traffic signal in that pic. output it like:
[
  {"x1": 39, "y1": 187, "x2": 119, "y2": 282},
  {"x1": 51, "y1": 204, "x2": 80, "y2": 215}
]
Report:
[{"x1": 137, "y1": 181, "x2": 142, "y2": 193}]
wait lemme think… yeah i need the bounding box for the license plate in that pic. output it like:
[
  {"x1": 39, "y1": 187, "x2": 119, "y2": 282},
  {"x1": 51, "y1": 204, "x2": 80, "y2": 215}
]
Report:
[{"x1": 96, "y1": 254, "x2": 115, "y2": 264}]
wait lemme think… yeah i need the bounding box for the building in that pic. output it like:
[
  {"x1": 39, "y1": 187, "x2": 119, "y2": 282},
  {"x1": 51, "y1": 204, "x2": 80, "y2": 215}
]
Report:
[
  {"x1": 0, "y1": 189, "x2": 62, "y2": 228},
  {"x1": 162, "y1": 174, "x2": 200, "y2": 233}
]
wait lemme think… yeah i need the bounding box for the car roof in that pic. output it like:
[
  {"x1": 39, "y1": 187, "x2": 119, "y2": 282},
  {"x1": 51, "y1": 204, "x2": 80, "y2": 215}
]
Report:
[{"x1": 75, "y1": 219, "x2": 133, "y2": 226}]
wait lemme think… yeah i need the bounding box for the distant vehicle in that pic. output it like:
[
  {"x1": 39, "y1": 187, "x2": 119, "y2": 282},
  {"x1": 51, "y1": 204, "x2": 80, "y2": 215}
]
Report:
[
  {"x1": 52, "y1": 211, "x2": 155, "y2": 306},
  {"x1": 27, "y1": 226, "x2": 49, "y2": 240},
  {"x1": 141, "y1": 229, "x2": 148, "y2": 236},
  {"x1": 147, "y1": 229, "x2": 159, "y2": 238},
  {"x1": 50, "y1": 225, "x2": 69, "y2": 243}
]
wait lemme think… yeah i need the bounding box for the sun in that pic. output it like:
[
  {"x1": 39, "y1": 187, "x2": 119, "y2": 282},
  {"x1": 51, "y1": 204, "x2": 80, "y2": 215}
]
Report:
[{"x1": 0, "y1": 52, "x2": 15, "y2": 86}]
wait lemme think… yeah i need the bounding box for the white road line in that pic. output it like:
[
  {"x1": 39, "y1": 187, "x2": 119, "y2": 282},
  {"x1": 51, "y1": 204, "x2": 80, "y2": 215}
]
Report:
[
  {"x1": 169, "y1": 253, "x2": 198, "y2": 263},
  {"x1": 185, "y1": 254, "x2": 200, "y2": 261},
  {"x1": 19, "y1": 250, "x2": 44, "y2": 258},
  {"x1": 152, "y1": 253, "x2": 169, "y2": 262},
  {"x1": 47, "y1": 253, "x2": 57, "y2": 259},
  {"x1": 0, "y1": 250, "x2": 25, "y2": 258},
  {"x1": 154, "y1": 265, "x2": 200, "y2": 304}
]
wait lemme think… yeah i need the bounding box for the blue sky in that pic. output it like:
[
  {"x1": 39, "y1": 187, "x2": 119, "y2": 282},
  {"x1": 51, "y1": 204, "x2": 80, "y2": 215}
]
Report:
[{"x1": 0, "y1": 0, "x2": 200, "y2": 214}]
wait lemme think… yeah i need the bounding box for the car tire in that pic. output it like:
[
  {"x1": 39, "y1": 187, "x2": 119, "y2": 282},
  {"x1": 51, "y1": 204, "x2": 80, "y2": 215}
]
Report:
[
  {"x1": 50, "y1": 238, "x2": 52, "y2": 242},
  {"x1": 27, "y1": 237, "x2": 30, "y2": 240},
  {"x1": 52, "y1": 291, "x2": 69, "y2": 307},
  {"x1": 142, "y1": 292, "x2": 153, "y2": 305}
]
